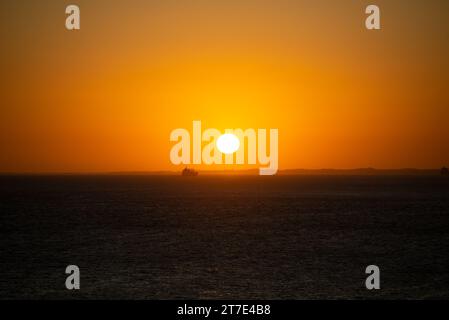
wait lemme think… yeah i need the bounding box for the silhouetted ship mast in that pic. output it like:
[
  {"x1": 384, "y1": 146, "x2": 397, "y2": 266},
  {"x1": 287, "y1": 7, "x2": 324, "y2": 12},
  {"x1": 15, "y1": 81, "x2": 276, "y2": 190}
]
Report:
[{"x1": 182, "y1": 167, "x2": 198, "y2": 176}]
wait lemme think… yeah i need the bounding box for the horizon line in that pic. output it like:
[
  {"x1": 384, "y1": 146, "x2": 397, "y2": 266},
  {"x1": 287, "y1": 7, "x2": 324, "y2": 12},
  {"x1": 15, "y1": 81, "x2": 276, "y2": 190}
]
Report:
[{"x1": 0, "y1": 167, "x2": 446, "y2": 176}]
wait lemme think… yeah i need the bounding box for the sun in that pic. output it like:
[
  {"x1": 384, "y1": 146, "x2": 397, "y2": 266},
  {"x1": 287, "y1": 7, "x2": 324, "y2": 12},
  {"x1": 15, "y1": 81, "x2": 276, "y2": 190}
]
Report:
[{"x1": 216, "y1": 133, "x2": 240, "y2": 154}]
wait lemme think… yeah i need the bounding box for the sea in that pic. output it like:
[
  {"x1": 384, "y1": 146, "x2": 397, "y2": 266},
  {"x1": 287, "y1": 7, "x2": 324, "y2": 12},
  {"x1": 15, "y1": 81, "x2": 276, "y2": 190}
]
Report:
[{"x1": 0, "y1": 175, "x2": 448, "y2": 299}]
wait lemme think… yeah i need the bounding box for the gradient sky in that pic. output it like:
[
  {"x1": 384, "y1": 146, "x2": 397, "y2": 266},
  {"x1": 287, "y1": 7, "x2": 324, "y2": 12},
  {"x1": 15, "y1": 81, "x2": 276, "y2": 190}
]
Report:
[{"x1": 1, "y1": 0, "x2": 448, "y2": 172}]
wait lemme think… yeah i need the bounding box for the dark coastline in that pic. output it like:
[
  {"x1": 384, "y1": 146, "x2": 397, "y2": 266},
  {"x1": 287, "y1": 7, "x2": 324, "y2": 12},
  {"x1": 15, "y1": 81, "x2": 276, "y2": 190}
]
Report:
[{"x1": 0, "y1": 168, "x2": 444, "y2": 176}]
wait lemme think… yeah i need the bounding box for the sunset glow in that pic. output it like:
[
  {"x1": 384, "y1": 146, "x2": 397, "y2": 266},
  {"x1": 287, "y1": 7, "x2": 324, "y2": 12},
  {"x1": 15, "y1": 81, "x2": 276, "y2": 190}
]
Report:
[{"x1": 0, "y1": 1, "x2": 448, "y2": 173}]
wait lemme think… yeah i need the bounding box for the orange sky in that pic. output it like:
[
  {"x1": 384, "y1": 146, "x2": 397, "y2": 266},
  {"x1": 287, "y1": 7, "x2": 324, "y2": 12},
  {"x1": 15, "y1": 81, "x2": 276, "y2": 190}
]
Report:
[{"x1": 1, "y1": 0, "x2": 449, "y2": 173}]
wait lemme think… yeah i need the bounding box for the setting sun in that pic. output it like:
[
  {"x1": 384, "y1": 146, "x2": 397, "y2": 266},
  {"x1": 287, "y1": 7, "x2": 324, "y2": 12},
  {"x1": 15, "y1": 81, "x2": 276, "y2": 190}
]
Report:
[{"x1": 216, "y1": 133, "x2": 240, "y2": 154}]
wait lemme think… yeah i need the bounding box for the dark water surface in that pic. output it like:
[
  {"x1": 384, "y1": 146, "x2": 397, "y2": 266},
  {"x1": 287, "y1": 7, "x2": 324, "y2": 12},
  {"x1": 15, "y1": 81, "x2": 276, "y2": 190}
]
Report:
[{"x1": 0, "y1": 175, "x2": 448, "y2": 299}]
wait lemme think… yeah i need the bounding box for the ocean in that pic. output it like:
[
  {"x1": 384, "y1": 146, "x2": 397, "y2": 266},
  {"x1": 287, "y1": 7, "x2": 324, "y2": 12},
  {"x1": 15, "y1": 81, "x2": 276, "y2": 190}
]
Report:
[{"x1": 0, "y1": 175, "x2": 448, "y2": 299}]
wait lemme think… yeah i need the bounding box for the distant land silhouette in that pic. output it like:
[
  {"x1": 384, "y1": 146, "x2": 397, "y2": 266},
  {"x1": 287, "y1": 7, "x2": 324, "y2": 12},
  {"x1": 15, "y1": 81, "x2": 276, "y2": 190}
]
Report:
[
  {"x1": 2, "y1": 168, "x2": 445, "y2": 176},
  {"x1": 192, "y1": 168, "x2": 444, "y2": 176}
]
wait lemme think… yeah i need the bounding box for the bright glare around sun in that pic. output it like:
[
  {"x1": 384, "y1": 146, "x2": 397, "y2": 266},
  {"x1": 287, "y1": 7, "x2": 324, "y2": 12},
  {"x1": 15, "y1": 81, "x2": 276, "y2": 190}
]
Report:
[{"x1": 216, "y1": 133, "x2": 240, "y2": 154}]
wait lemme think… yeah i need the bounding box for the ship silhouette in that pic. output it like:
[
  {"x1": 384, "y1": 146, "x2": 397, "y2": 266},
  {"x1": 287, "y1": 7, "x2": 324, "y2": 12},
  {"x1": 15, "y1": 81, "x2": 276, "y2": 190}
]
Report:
[{"x1": 182, "y1": 167, "x2": 198, "y2": 176}]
